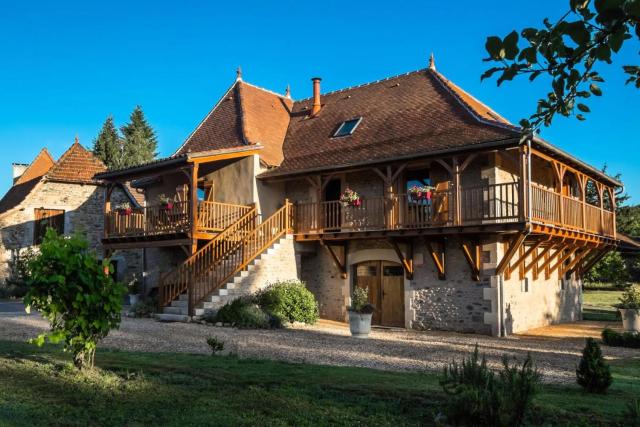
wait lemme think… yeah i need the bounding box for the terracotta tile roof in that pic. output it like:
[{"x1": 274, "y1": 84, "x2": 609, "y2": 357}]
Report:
[
  {"x1": 46, "y1": 141, "x2": 107, "y2": 184},
  {"x1": 262, "y1": 69, "x2": 518, "y2": 177},
  {"x1": 0, "y1": 148, "x2": 55, "y2": 215},
  {"x1": 175, "y1": 81, "x2": 292, "y2": 166}
]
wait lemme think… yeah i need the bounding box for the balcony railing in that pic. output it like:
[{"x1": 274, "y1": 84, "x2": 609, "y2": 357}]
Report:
[
  {"x1": 104, "y1": 200, "x2": 252, "y2": 239},
  {"x1": 294, "y1": 181, "x2": 615, "y2": 238},
  {"x1": 294, "y1": 183, "x2": 521, "y2": 234},
  {"x1": 529, "y1": 183, "x2": 614, "y2": 237}
]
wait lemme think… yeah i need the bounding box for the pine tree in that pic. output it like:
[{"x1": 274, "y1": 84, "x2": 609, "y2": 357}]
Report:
[
  {"x1": 120, "y1": 106, "x2": 158, "y2": 167},
  {"x1": 92, "y1": 116, "x2": 123, "y2": 169},
  {"x1": 576, "y1": 338, "x2": 612, "y2": 394}
]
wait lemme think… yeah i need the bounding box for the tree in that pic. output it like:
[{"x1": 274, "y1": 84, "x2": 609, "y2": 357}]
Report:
[
  {"x1": 120, "y1": 106, "x2": 158, "y2": 167},
  {"x1": 576, "y1": 337, "x2": 612, "y2": 393},
  {"x1": 585, "y1": 250, "x2": 630, "y2": 284},
  {"x1": 482, "y1": 0, "x2": 640, "y2": 129},
  {"x1": 24, "y1": 229, "x2": 126, "y2": 369},
  {"x1": 92, "y1": 116, "x2": 123, "y2": 169}
]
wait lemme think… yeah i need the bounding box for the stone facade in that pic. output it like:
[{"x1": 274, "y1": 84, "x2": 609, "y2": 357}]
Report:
[{"x1": 0, "y1": 182, "x2": 142, "y2": 285}]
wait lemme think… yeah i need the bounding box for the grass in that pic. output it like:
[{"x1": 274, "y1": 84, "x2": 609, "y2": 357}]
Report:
[
  {"x1": 0, "y1": 340, "x2": 639, "y2": 426},
  {"x1": 583, "y1": 290, "x2": 622, "y2": 322}
]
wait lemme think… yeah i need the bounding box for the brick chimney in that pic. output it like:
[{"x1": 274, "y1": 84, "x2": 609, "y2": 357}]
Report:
[{"x1": 311, "y1": 77, "x2": 322, "y2": 116}]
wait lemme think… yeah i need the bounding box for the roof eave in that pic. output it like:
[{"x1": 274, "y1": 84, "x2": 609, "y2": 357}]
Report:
[{"x1": 259, "y1": 137, "x2": 521, "y2": 180}]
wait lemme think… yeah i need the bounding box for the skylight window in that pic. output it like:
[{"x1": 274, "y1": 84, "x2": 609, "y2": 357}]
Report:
[{"x1": 333, "y1": 117, "x2": 362, "y2": 137}]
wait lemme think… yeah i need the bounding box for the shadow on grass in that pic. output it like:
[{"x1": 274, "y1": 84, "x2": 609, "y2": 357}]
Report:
[{"x1": 582, "y1": 307, "x2": 620, "y2": 322}]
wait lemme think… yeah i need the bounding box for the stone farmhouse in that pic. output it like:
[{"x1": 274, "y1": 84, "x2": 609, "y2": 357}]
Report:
[
  {"x1": 92, "y1": 58, "x2": 633, "y2": 336},
  {"x1": 0, "y1": 139, "x2": 142, "y2": 285}
]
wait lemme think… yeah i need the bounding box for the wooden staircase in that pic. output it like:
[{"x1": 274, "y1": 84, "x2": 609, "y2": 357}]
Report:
[{"x1": 157, "y1": 201, "x2": 294, "y2": 321}]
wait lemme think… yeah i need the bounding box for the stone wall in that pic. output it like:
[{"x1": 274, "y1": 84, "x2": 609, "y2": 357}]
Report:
[{"x1": 0, "y1": 182, "x2": 142, "y2": 285}]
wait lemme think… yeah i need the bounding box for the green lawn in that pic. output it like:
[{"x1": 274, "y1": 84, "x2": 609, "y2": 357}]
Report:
[
  {"x1": 583, "y1": 290, "x2": 622, "y2": 322},
  {"x1": 0, "y1": 340, "x2": 638, "y2": 426}
]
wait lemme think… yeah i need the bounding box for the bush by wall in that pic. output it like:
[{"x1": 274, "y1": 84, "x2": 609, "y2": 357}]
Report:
[
  {"x1": 212, "y1": 298, "x2": 272, "y2": 329},
  {"x1": 254, "y1": 280, "x2": 319, "y2": 325},
  {"x1": 602, "y1": 328, "x2": 640, "y2": 348}
]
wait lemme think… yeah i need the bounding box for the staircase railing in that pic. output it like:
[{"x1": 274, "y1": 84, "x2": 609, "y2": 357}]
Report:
[{"x1": 159, "y1": 201, "x2": 293, "y2": 315}]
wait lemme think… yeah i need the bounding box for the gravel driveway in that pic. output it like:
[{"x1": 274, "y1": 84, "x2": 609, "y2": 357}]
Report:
[{"x1": 0, "y1": 315, "x2": 637, "y2": 384}]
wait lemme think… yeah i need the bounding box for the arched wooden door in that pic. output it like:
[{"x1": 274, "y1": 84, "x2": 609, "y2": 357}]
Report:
[{"x1": 353, "y1": 260, "x2": 405, "y2": 327}]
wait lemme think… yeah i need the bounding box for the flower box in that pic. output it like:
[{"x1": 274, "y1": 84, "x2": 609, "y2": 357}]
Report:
[{"x1": 339, "y1": 188, "x2": 361, "y2": 207}]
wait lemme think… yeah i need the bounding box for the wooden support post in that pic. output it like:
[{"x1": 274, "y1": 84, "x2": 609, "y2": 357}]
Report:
[
  {"x1": 524, "y1": 242, "x2": 555, "y2": 276},
  {"x1": 321, "y1": 240, "x2": 347, "y2": 279},
  {"x1": 453, "y1": 156, "x2": 461, "y2": 225},
  {"x1": 460, "y1": 238, "x2": 481, "y2": 281},
  {"x1": 496, "y1": 233, "x2": 526, "y2": 276},
  {"x1": 373, "y1": 164, "x2": 406, "y2": 228},
  {"x1": 389, "y1": 238, "x2": 413, "y2": 280},
  {"x1": 425, "y1": 239, "x2": 446, "y2": 280},
  {"x1": 578, "y1": 249, "x2": 610, "y2": 277},
  {"x1": 510, "y1": 238, "x2": 545, "y2": 276},
  {"x1": 518, "y1": 146, "x2": 527, "y2": 222},
  {"x1": 562, "y1": 248, "x2": 592, "y2": 277},
  {"x1": 104, "y1": 183, "x2": 115, "y2": 239}
]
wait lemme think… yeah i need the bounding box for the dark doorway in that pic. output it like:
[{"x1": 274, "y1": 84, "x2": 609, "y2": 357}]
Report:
[
  {"x1": 323, "y1": 179, "x2": 342, "y2": 231},
  {"x1": 324, "y1": 179, "x2": 341, "y2": 201}
]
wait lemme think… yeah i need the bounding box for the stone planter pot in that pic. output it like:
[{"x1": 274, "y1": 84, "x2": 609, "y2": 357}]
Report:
[
  {"x1": 619, "y1": 308, "x2": 640, "y2": 332},
  {"x1": 348, "y1": 311, "x2": 372, "y2": 338},
  {"x1": 129, "y1": 294, "x2": 140, "y2": 306}
]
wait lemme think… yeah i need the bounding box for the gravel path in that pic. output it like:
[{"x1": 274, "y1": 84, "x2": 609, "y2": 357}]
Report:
[{"x1": 1, "y1": 314, "x2": 637, "y2": 384}]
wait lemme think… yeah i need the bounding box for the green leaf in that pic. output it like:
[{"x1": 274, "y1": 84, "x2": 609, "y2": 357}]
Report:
[
  {"x1": 502, "y1": 30, "x2": 520, "y2": 60},
  {"x1": 485, "y1": 36, "x2": 503, "y2": 59},
  {"x1": 565, "y1": 21, "x2": 591, "y2": 45},
  {"x1": 480, "y1": 67, "x2": 501, "y2": 81},
  {"x1": 593, "y1": 44, "x2": 612, "y2": 62},
  {"x1": 590, "y1": 83, "x2": 603, "y2": 96},
  {"x1": 577, "y1": 103, "x2": 591, "y2": 112},
  {"x1": 608, "y1": 29, "x2": 625, "y2": 53},
  {"x1": 576, "y1": 114, "x2": 587, "y2": 121}
]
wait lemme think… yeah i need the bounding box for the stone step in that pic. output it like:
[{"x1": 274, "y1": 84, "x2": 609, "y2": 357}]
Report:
[
  {"x1": 155, "y1": 313, "x2": 190, "y2": 322},
  {"x1": 163, "y1": 306, "x2": 187, "y2": 315},
  {"x1": 178, "y1": 294, "x2": 188, "y2": 301},
  {"x1": 171, "y1": 299, "x2": 188, "y2": 308}
]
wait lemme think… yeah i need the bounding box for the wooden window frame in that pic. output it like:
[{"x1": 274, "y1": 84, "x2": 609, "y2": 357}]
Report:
[{"x1": 33, "y1": 208, "x2": 65, "y2": 244}]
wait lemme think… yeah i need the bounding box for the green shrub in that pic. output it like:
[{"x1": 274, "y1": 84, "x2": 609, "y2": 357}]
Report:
[
  {"x1": 439, "y1": 345, "x2": 541, "y2": 426},
  {"x1": 601, "y1": 328, "x2": 640, "y2": 348},
  {"x1": 618, "y1": 284, "x2": 640, "y2": 309},
  {"x1": 576, "y1": 338, "x2": 612, "y2": 393},
  {"x1": 214, "y1": 298, "x2": 271, "y2": 329},
  {"x1": 24, "y1": 229, "x2": 126, "y2": 369},
  {"x1": 131, "y1": 298, "x2": 157, "y2": 318},
  {"x1": 206, "y1": 336, "x2": 225, "y2": 355},
  {"x1": 254, "y1": 280, "x2": 319, "y2": 325},
  {"x1": 349, "y1": 286, "x2": 375, "y2": 314},
  {"x1": 582, "y1": 281, "x2": 627, "y2": 291},
  {"x1": 623, "y1": 399, "x2": 640, "y2": 427}
]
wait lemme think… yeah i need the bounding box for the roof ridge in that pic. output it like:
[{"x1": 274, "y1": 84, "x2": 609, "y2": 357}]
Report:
[
  {"x1": 295, "y1": 68, "x2": 427, "y2": 102},
  {"x1": 239, "y1": 80, "x2": 288, "y2": 99},
  {"x1": 427, "y1": 68, "x2": 520, "y2": 133},
  {"x1": 14, "y1": 147, "x2": 55, "y2": 186},
  {"x1": 172, "y1": 80, "x2": 239, "y2": 156}
]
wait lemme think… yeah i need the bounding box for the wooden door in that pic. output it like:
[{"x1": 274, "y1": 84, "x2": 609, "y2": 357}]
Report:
[
  {"x1": 381, "y1": 261, "x2": 405, "y2": 327},
  {"x1": 354, "y1": 261, "x2": 381, "y2": 325},
  {"x1": 354, "y1": 261, "x2": 405, "y2": 327}
]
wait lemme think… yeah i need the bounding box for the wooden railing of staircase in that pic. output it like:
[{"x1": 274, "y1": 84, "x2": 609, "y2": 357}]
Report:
[
  {"x1": 159, "y1": 201, "x2": 293, "y2": 316},
  {"x1": 197, "y1": 201, "x2": 253, "y2": 233}
]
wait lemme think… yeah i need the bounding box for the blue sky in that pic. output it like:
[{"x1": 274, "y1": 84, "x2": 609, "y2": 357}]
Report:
[{"x1": 1, "y1": 1, "x2": 638, "y2": 201}]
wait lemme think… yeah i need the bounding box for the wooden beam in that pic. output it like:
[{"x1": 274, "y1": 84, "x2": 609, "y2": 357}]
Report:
[
  {"x1": 510, "y1": 238, "x2": 545, "y2": 275},
  {"x1": 524, "y1": 242, "x2": 555, "y2": 276},
  {"x1": 548, "y1": 246, "x2": 579, "y2": 277},
  {"x1": 460, "y1": 239, "x2": 481, "y2": 281},
  {"x1": 496, "y1": 233, "x2": 526, "y2": 275},
  {"x1": 579, "y1": 248, "x2": 610, "y2": 277},
  {"x1": 460, "y1": 153, "x2": 479, "y2": 173},
  {"x1": 389, "y1": 239, "x2": 413, "y2": 280},
  {"x1": 561, "y1": 248, "x2": 592, "y2": 277},
  {"x1": 189, "y1": 162, "x2": 199, "y2": 252},
  {"x1": 434, "y1": 159, "x2": 453, "y2": 176},
  {"x1": 321, "y1": 240, "x2": 347, "y2": 279},
  {"x1": 425, "y1": 239, "x2": 446, "y2": 280}
]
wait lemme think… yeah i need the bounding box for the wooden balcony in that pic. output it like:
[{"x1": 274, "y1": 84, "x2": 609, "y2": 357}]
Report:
[
  {"x1": 293, "y1": 181, "x2": 616, "y2": 240},
  {"x1": 104, "y1": 200, "x2": 253, "y2": 241}
]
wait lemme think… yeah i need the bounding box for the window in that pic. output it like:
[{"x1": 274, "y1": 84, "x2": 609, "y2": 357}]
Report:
[
  {"x1": 333, "y1": 117, "x2": 362, "y2": 137},
  {"x1": 520, "y1": 277, "x2": 529, "y2": 293},
  {"x1": 33, "y1": 208, "x2": 64, "y2": 244}
]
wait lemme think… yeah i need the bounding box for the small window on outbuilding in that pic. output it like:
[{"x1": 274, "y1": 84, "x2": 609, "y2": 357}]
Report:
[
  {"x1": 333, "y1": 117, "x2": 362, "y2": 137},
  {"x1": 33, "y1": 208, "x2": 65, "y2": 244}
]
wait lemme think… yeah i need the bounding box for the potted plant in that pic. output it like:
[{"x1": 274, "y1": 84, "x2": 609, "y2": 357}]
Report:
[
  {"x1": 348, "y1": 286, "x2": 375, "y2": 338},
  {"x1": 339, "y1": 188, "x2": 362, "y2": 207},
  {"x1": 158, "y1": 194, "x2": 175, "y2": 210},
  {"x1": 127, "y1": 276, "x2": 141, "y2": 306},
  {"x1": 618, "y1": 284, "x2": 640, "y2": 332},
  {"x1": 115, "y1": 202, "x2": 132, "y2": 216},
  {"x1": 408, "y1": 184, "x2": 434, "y2": 202}
]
